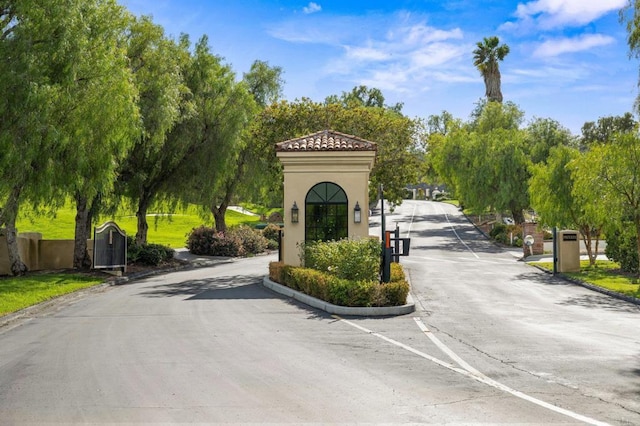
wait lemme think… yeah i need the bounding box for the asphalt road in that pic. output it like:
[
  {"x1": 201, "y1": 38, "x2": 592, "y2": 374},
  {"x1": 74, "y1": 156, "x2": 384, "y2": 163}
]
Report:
[{"x1": 0, "y1": 199, "x2": 638, "y2": 424}]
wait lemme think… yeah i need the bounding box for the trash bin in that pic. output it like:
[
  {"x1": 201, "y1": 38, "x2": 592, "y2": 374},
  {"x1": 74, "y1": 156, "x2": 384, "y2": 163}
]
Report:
[{"x1": 557, "y1": 230, "x2": 580, "y2": 273}]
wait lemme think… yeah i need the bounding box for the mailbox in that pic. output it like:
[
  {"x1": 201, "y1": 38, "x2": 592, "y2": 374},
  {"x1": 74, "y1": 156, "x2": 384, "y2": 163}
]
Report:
[{"x1": 557, "y1": 230, "x2": 580, "y2": 273}]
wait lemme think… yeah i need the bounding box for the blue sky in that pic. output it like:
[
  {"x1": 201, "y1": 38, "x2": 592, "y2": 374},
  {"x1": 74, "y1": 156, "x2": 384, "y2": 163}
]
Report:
[{"x1": 120, "y1": 0, "x2": 637, "y2": 135}]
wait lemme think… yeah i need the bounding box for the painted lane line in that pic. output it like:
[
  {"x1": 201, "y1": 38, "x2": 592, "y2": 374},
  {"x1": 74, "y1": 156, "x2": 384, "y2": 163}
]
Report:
[
  {"x1": 413, "y1": 317, "x2": 482, "y2": 376},
  {"x1": 436, "y1": 204, "x2": 480, "y2": 259},
  {"x1": 336, "y1": 316, "x2": 610, "y2": 426}
]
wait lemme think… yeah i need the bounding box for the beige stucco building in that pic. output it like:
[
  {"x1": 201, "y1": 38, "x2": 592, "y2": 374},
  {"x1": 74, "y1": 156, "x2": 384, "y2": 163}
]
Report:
[{"x1": 276, "y1": 130, "x2": 377, "y2": 266}]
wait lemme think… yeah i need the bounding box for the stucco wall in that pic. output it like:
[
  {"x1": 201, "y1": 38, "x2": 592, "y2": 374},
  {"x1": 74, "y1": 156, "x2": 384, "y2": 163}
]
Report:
[
  {"x1": 278, "y1": 151, "x2": 376, "y2": 266},
  {"x1": 0, "y1": 234, "x2": 93, "y2": 274}
]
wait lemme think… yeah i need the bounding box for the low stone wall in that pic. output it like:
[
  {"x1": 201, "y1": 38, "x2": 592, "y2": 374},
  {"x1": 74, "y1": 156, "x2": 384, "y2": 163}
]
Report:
[{"x1": 0, "y1": 234, "x2": 93, "y2": 274}]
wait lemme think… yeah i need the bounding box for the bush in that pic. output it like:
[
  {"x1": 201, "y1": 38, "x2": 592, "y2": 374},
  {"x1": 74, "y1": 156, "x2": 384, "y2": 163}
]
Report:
[
  {"x1": 127, "y1": 237, "x2": 175, "y2": 266},
  {"x1": 268, "y1": 261, "x2": 410, "y2": 307},
  {"x1": 605, "y1": 222, "x2": 639, "y2": 274},
  {"x1": 187, "y1": 224, "x2": 272, "y2": 257},
  {"x1": 262, "y1": 223, "x2": 282, "y2": 242},
  {"x1": 228, "y1": 225, "x2": 268, "y2": 255},
  {"x1": 378, "y1": 280, "x2": 410, "y2": 306},
  {"x1": 489, "y1": 223, "x2": 522, "y2": 247},
  {"x1": 490, "y1": 223, "x2": 507, "y2": 239},
  {"x1": 186, "y1": 226, "x2": 244, "y2": 257},
  {"x1": 303, "y1": 238, "x2": 380, "y2": 282}
]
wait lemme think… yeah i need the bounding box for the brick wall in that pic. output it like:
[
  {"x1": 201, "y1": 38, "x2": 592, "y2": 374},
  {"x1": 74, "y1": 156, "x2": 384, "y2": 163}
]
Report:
[{"x1": 523, "y1": 222, "x2": 544, "y2": 257}]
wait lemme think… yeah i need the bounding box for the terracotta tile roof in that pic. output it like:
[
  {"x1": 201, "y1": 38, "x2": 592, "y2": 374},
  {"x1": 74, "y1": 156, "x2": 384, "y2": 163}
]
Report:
[{"x1": 275, "y1": 130, "x2": 378, "y2": 152}]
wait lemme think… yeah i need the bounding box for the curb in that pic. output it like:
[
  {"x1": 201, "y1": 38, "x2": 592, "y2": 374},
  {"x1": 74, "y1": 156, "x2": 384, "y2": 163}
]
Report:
[
  {"x1": 528, "y1": 263, "x2": 640, "y2": 306},
  {"x1": 262, "y1": 276, "x2": 416, "y2": 316}
]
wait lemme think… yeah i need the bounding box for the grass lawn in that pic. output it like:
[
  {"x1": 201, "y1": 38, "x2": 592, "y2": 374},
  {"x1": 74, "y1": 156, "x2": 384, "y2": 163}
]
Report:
[
  {"x1": 2, "y1": 205, "x2": 270, "y2": 317},
  {"x1": 0, "y1": 273, "x2": 104, "y2": 316},
  {"x1": 534, "y1": 260, "x2": 640, "y2": 299},
  {"x1": 16, "y1": 205, "x2": 263, "y2": 248}
]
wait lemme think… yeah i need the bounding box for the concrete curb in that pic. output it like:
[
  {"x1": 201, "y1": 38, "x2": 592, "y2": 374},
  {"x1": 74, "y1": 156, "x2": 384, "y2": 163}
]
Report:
[
  {"x1": 529, "y1": 263, "x2": 640, "y2": 306},
  {"x1": 262, "y1": 276, "x2": 416, "y2": 316}
]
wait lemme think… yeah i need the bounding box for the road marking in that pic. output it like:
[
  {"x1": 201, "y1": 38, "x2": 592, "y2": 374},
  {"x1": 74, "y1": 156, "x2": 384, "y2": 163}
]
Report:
[
  {"x1": 436, "y1": 204, "x2": 480, "y2": 259},
  {"x1": 413, "y1": 317, "x2": 482, "y2": 376},
  {"x1": 336, "y1": 316, "x2": 610, "y2": 426}
]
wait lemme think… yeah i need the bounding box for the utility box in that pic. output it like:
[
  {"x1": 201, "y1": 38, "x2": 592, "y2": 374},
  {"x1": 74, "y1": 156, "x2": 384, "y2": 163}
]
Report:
[{"x1": 557, "y1": 230, "x2": 580, "y2": 273}]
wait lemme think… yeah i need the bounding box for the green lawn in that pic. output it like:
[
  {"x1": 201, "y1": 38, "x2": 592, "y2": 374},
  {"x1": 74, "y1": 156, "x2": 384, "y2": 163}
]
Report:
[
  {"x1": 1, "y1": 205, "x2": 270, "y2": 317},
  {"x1": 0, "y1": 273, "x2": 104, "y2": 316},
  {"x1": 16, "y1": 205, "x2": 262, "y2": 248},
  {"x1": 534, "y1": 260, "x2": 640, "y2": 299}
]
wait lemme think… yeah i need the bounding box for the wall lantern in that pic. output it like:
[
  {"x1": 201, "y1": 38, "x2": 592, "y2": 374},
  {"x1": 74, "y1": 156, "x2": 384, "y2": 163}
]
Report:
[
  {"x1": 354, "y1": 201, "x2": 362, "y2": 223},
  {"x1": 291, "y1": 201, "x2": 299, "y2": 223}
]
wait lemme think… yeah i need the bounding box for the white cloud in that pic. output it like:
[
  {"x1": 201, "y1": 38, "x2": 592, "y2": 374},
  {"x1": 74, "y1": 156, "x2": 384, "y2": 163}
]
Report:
[
  {"x1": 303, "y1": 2, "x2": 322, "y2": 14},
  {"x1": 533, "y1": 34, "x2": 616, "y2": 57},
  {"x1": 504, "y1": 0, "x2": 626, "y2": 30}
]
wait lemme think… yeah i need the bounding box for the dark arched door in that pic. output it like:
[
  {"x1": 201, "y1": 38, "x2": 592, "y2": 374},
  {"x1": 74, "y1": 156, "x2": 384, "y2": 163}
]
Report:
[{"x1": 305, "y1": 182, "x2": 348, "y2": 242}]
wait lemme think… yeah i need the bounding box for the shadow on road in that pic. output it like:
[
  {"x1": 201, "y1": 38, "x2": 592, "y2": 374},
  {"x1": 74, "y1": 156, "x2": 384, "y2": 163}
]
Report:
[
  {"x1": 137, "y1": 274, "x2": 276, "y2": 300},
  {"x1": 557, "y1": 293, "x2": 640, "y2": 313}
]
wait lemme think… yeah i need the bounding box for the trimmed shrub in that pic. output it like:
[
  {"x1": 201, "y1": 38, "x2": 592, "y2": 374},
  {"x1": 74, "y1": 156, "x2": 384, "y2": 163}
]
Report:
[
  {"x1": 228, "y1": 225, "x2": 268, "y2": 255},
  {"x1": 304, "y1": 238, "x2": 380, "y2": 282},
  {"x1": 269, "y1": 261, "x2": 285, "y2": 283},
  {"x1": 262, "y1": 223, "x2": 282, "y2": 242},
  {"x1": 390, "y1": 262, "x2": 405, "y2": 282},
  {"x1": 127, "y1": 237, "x2": 175, "y2": 266},
  {"x1": 186, "y1": 226, "x2": 244, "y2": 257},
  {"x1": 268, "y1": 261, "x2": 410, "y2": 307},
  {"x1": 378, "y1": 280, "x2": 410, "y2": 306},
  {"x1": 186, "y1": 226, "x2": 217, "y2": 255}
]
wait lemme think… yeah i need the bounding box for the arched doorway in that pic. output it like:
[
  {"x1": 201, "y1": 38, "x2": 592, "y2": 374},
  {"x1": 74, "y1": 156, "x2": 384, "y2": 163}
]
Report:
[{"x1": 305, "y1": 182, "x2": 348, "y2": 242}]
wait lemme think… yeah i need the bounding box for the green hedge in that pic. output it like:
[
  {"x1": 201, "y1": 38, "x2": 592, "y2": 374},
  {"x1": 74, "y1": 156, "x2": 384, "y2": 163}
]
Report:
[
  {"x1": 269, "y1": 261, "x2": 410, "y2": 307},
  {"x1": 303, "y1": 238, "x2": 380, "y2": 281},
  {"x1": 269, "y1": 238, "x2": 410, "y2": 307}
]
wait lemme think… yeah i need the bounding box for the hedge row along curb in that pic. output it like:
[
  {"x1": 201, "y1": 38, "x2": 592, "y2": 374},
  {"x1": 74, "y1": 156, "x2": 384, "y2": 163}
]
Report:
[{"x1": 262, "y1": 276, "x2": 415, "y2": 316}]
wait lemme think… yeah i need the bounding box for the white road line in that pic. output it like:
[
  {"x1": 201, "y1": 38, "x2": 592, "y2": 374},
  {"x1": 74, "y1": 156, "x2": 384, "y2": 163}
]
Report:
[
  {"x1": 413, "y1": 317, "x2": 482, "y2": 376},
  {"x1": 336, "y1": 316, "x2": 610, "y2": 426},
  {"x1": 436, "y1": 204, "x2": 480, "y2": 259}
]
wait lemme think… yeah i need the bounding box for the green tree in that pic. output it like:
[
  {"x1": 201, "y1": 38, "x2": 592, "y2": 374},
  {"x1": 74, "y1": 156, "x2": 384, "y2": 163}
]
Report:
[
  {"x1": 243, "y1": 60, "x2": 284, "y2": 108},
  {"x1": 0, "y1": 0, "x2": 136, "y2": 274},
  {"x1": 59, "y1": 2, "x2": 139, "y2": 269},
  {"x1": 525, "y1": 117, "x2": 575, "y2": 165},
  {"x1": 162, "y1": 40, "x2": 258, "y2": 233},
  {"x1": 430, "y1": 102, "x2": 529, "y2": 223},
  {"x1": 574, "y1": 132, "x2": 640, "y2": 274},
  {"x1": 580, "y1": 113, "x2": 636, "y2": 147},
  {"x1": 620, "y1": 1, "x2": 640, "y2": 110},
  {"x1": 252, "y1": 98, "x2": 420, "y2": 207},
  {"x1": 325, "y1": 85, "x2": 404, "y2": 113},
  {"x1": 529, "y1": 146, "x2": 603, "y2": 264},
  {"x1": 472, "y1": 36, "x2": 510, "y2": 103},
  {"x1": 115, "y1": 17, "x2": 193, "y2": 245}
]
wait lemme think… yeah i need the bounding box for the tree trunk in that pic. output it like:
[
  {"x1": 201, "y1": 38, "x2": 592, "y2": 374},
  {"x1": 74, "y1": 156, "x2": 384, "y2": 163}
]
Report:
[
  {"x1": 211, "y1": 203, "x2": 227, "y2": 233},
  {"x1": 580, "y1": 225, "x2": 596, "y2": 266},
  {"x1": 510, "y1": 204, "x2": 525, "y2": 225},
  {"x1": 135, "y1": 201, "x2": 149, "y2": 246},
  {"x1": 635, "y1": 215, "x2": 640, "y2": 277},
  {"x1": 73, "y1": 193, "x2": 93, "y2": 270},
  {"x1": 485, "y1": 70, "x2": 503, "y2": 103},
  {"x1": 1, "y1": 185, "x2": 27, "y2": 276}
]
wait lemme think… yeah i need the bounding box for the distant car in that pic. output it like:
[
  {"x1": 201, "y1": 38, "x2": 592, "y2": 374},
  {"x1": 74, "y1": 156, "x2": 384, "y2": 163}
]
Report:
[{"x1": 503, "y1": 217, "x2": 514, "y2": 225}]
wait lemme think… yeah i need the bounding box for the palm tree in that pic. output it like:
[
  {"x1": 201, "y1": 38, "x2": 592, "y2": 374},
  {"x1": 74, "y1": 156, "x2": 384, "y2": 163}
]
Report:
[{"x1": 473, "y1": 36, "x2": 509, "y2": 103}]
